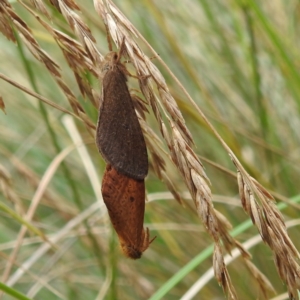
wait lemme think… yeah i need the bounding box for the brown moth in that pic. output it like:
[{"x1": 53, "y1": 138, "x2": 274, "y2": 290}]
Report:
[
  {"x1": 102, "y1": 164, "x2": 155, "y2": 259},
  {"x1": 96, "y1": 40, "x2": 155, "y2": 258},
  {"x1": 96, "y1": 43, "x2": 148, "y2": 180}
]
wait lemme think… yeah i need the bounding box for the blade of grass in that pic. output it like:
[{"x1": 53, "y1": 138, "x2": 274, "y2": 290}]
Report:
[
  {"x1": 0, "y1": 202, "x2": 46, "y2": 240},
  {"x1": 241, "y1": 0, "x2": 300, "y2": 108},
  {"x1": 0, "y1": 281, "x2": 32, "y2": 300}
]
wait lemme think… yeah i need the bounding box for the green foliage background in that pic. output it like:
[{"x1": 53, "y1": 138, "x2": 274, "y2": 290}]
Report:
[{"x1": 0, "y1": 0, "x2": 299, "y2": 299}]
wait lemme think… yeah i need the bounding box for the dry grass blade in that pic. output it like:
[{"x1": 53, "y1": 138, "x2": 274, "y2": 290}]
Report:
[
  {"x1": 0, "y1": 72, "x2": 80, "y2": 119},
  {"x1": 0, "y1": 252, "x2": 67, "y2": 299},
  {"x1": 0, "y1": 164, "x2": 24, "y2": 215},
  {"x1": 1, "y1": 145, "x2": 75, "y2": 283},
  {"x1": 6, "y1": 202, "x2": 102, "y2": 286},
  {"x1": 0, "y1": 146, "x2": 75, "y2": 215}
]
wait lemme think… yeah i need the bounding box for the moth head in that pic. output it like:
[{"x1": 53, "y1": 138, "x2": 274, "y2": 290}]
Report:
[
  {"x1": 121, "y1": 244, "x2": 142, "y2": 260},
  {"x1": 99, "y1": 52, "x2": 119, "y2": 78}
]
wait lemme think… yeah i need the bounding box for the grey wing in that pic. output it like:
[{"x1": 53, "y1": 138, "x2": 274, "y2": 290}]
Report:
[{"x1": 96, "y1": 70, "x2": 148, "y2": 180}]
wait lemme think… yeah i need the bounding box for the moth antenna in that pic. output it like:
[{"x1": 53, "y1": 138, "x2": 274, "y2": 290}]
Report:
[{"x1": 116, "y1": 37, "x2": 126, "y2": 64}]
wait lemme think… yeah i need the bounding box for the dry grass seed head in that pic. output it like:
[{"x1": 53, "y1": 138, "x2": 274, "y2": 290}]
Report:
[
  {"x1": 96, "y1": 2, "x2": 231, "y2": 265},
  {"x1": 31, "y1": 0, "x2": 51, "y2": 19},
  {"x1": 98, "y1": 2, "x2": 300, "y2": 296},
  {"x1": 0, "y1": 2, "x2": 16, "y2": 42},
  {"x1": 3, "y1": 0, "x2": 299, "y2": 298},
  {"x1": 0, "y1": 0, "x2": 97, "y2": 126},
  {"x1": 49, "y1": 0, "x2": 80, "y2": 14},
  {"x1": 213, "y1": 243, "x2": 238, "y2": 299},
  {"x1": 232, "y1": 154, "x2": 300, "y2": 298},
  {"x1": 139, "y1": 120, "x2": 184, "y2": 204}
]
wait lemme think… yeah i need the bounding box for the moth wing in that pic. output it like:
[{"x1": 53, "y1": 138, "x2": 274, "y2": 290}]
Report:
[
  {"x1": 101, "y1": 166, "x2": 145, "y2": 250},
  {"x1": 96, "y1": 69, "x2": 148, "y2": 180}
]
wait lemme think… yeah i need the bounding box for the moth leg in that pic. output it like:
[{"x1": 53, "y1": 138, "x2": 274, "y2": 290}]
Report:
[
  {"x1": 141, "y1": 227, "x2": 156, "y2": 252},
  {"x1": 127, "y1": 72, "x2": 151, "y2": 81}
]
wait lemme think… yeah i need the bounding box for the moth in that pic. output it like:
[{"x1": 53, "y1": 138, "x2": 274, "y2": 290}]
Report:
[
  {"x1": 102, "y1": 164, "x2": 155, "y2": 259},
  {"x1": 96, "y1": 44, "x2": 148, "y2": 181},
  {"x1": 96, "y1": 40, "x2": 155, "y2": 258}
]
